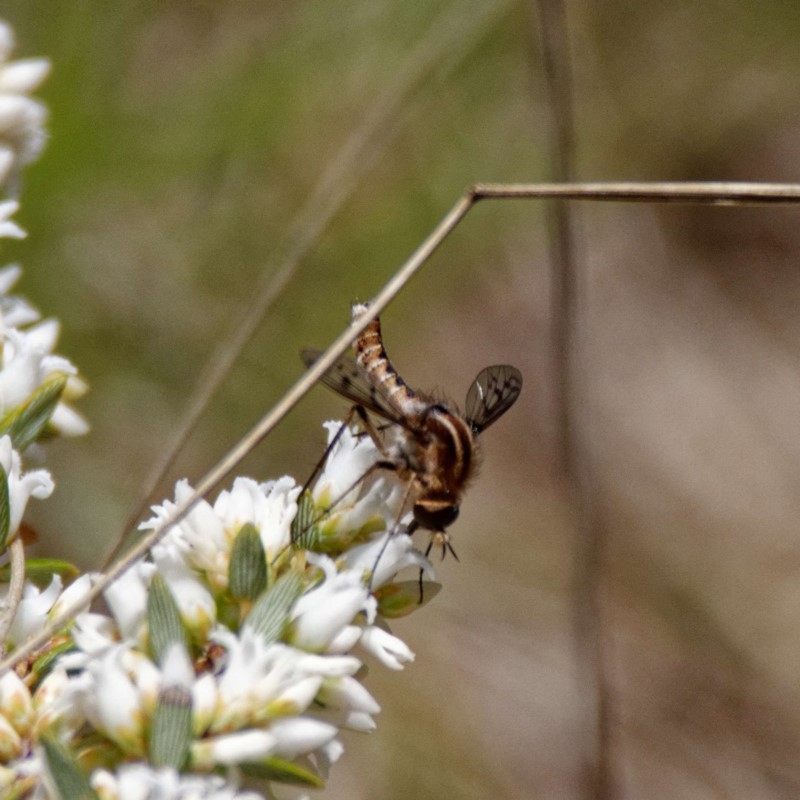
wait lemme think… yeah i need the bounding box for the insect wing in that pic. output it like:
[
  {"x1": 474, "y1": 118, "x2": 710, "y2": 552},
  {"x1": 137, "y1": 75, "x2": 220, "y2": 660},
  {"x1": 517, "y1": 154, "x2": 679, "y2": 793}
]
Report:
[
  {"x1": 465, "y1": 364, "x2": 522, "y2": 433},
  {"x1": 302, "y1": 348, "x2": 406, "y2": 425}
]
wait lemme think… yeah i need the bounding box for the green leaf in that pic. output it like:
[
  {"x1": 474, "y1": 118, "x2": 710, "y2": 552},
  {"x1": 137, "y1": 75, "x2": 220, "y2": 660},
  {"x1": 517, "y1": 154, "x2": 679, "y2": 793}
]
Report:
[
  {"x1": 290, "y1": 490, "x2": 317, "y2": 549},
  {"x1": 228, "y1": 523, "x2": 267, "y2": 600},
  {"x1": 246, "y1": 571, "x2": 303, "y2": 643},
  {"x1": 31, "y1": 640, "x2": 77, "y2": 676},
  {"x1": 40, "y1": 734, "x2": 98, "y2": 800},
  {"x1": 147, "y1": 574, "x2": 189, "y2": 665},
  {"x1": 0, "y1": 463, "x2": 9, "y2": 552},
  {"x1": 0, "y1": 373, "x2": 67, "y2": 451},
  {"x1": 0, "y1": 558, "x2": 81, "y2": 588},
  {"x1": 240, "y1": 757, "x2": 325, "y2": 787},
  {"x1": 148, "y1": 685, "x2": 193, "y2": 769}
]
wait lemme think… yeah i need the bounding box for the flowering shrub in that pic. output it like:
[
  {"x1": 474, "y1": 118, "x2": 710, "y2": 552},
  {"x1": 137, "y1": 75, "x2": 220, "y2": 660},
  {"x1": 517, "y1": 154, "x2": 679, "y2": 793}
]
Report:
[{"x1": 0, "y1": 19, "x2": 440, "y2": 800}]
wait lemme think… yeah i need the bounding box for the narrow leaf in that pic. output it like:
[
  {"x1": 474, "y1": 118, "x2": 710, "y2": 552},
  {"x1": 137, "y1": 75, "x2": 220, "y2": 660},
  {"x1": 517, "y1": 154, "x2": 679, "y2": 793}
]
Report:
[
  {"x1": 0, "y1": 558, "x2": 81, "y2": 588},
  {"x1": 246, "y1": 571, "x2": 303, "y2": 643},
  {"x1": 149, "y1": 685, "x2": 193, "y2": 769},
  {"x1": 40, "y1": 734, "x2": 98, "y2": 800},
  {"x1": 147, "y1": 574, "x2": 189, "y2": 665},
  {"x1": 0, "y1": 463, "x2": 9, "y2": 551},
  {"x1": 228, "y1": 523, "x2": 267, "y2": 600},
  {"x1": 290, "y1": 491, "x2": 316, "y2": 549},
  {"x1": 240, "y1": 757, "x2": 325, "y2": 787},
  {"x1": 0, "y1": 373, "x2": 67, "y2": 451},
  {"x1": 31, "y1": 639, "x2": 76, "y2": 676}
]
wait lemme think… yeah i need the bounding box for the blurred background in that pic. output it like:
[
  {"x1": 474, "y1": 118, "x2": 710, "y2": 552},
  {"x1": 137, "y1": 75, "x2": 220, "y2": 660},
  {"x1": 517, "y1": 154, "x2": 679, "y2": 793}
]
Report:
[{"x1": 5, "y1": 1, "x2": 800, "y2": 797}]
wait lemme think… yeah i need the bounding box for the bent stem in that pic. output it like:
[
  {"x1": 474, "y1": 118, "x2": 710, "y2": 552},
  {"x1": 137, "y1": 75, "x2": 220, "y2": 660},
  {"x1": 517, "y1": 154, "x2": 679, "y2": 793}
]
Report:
[{"x1": 7, "y1": 179, "x2": 800, "y2": 675}]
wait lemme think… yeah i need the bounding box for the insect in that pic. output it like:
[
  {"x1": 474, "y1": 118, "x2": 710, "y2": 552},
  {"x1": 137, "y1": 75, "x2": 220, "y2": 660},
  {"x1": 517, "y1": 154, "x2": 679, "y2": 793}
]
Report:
[{"x1": 299, "y1": 302, "x2": 522, "y2": 560}]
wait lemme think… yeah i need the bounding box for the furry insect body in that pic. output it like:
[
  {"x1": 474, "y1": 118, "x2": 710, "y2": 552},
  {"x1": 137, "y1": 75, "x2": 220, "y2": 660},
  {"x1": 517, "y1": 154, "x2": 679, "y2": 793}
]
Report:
[
  {"x1": 351, "y1": 303, "x2": 478, "y2": 534},
  {"x1": 301, "y1": 302, "x2": 522, "y2": 550}
]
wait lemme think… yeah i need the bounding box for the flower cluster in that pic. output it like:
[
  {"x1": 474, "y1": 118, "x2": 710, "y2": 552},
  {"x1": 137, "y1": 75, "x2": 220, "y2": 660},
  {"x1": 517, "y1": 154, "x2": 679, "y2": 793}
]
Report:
[
  {"x1": 0, "y1": 18, "x2": 444, "y2": 800},
  {"x1": 0, "y1": 23, "x2": 87, "y2": 559},
  {"x1": 2, "y1": 423, "x2": 438, "y2": 799},
  {"x1": 0, "y1": 21, "x2": 49, "y2": 193}
]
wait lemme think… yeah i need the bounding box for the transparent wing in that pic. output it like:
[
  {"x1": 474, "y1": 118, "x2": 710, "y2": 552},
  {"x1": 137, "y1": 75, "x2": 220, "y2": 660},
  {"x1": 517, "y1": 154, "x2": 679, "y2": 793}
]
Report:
[
  {"x1": 465, "y1": 364, "x2": 522, "y2": 434},
  {"x1": 302, "y1": 348, "x2": 406, "y2": 425}
]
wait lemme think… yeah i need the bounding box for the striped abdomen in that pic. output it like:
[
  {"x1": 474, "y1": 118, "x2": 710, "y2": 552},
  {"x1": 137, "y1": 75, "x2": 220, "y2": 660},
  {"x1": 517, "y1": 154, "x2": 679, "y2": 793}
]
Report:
[{"x1": 353, "y1": 303, "x2": 428, "y2": 419}]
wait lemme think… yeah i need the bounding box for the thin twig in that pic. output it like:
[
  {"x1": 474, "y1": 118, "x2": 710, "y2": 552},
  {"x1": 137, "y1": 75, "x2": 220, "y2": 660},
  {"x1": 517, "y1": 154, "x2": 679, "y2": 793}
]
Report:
[
  {"x1": 5, "y1": 180, "x2": 800, "y2": 673},
  {"x1": 471, "y1": 181, "x2": 800, "y2": 203},
  {"x1": 100, "y1": 0, "x2": 516, "y2": 571},
  {"x1": 0, "y1": 538, "x2": 26, "y2": 658}
]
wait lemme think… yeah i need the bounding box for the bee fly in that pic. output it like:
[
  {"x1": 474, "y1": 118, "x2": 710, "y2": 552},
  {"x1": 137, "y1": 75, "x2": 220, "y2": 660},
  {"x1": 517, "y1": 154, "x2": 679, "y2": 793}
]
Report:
[{"x1": 298, "y1": 302, "x2": 522, "y2": 562}]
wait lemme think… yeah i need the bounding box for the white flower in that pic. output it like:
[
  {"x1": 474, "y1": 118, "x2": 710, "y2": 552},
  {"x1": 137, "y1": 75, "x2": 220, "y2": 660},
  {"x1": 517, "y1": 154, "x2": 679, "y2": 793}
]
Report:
[
  {"x1": 287, "y1": 556, "x2": 373, "y2": 652},
  {"x1": 90, "y1": 763, "x2": 263, "y2": 800},
  {"x1": 161, "y1": 643, "x2": 194, "y2": 692},
  {"x1": 0, "y1": 22, "x2": 50, "y2": 180},
  {"x1": 214, "y1": 475, "x2": 300, "y2": 561},
  {"x1": 151, "y1": 547, "x2": 216, "y2": 640},
  {"x1": 62, "y1": 612, "x2": 118, "y2": 665},
  {"x1": 316, "y1": 675, "x2": 380, "y2": 716},
  {"x1": 102, "y1": 560, "x2": 154, "y2": 643},
  {"x1": 0, "y1": 58, "x2": 49, "y2": 96},
  {"x1": 3, "y1": 576, "x2": 56, "y2": 646},
  {"x1": 358, "y1": 625, "x2": 415, "y2": 670},
  {"x1": 0, "y1": 669, "x2": 32, "y2": 736},
  {"x1": 143, "y1": 476, "x2": 299, "y2": 593},
  {"x1": 142, "y1": 479, "x2": 229, "y2": 589},
  {"x1": 210, "y1": 629, "x2": 322, "y2": 732},
  {"x1": 0, "y1": 265, "x2": 38, "y2": 330},
  {"x1": 4, "y1": 572, "x2": 96, "y2": 669},
  {"x1": 342, "y1": 529, "x2": 433, "y2": 589},
  {"x1": 306, "y1": 674, "x2": 382, "y2": 735},
  {"x1": 32, "y1": 665, "x2": 79, "y2": 735},
  {"x1": 0, "y1": 324, "x2": 88, "y2": 437},
  {"x1": 306, "y1": 423, "x2": 395, "y2": 541},
  {"x1": 269, "y1": 717, "x2": 338, "y2": 759},
  {"x1": 0, "y1": 664, "x2": 76, "y2": 776},
  {"x1": 0, "y1": 200, "x2": 23, "y2": 239},
  {"x1": 314, "y1": 422, "x2": 380, "y2": 507},
  {"x1": 69, "y1": 646, "x2": 153, "y2": 756},
  {"x1": 192, "y1": 729, "x2": 277, "y2": 768},
  {"x1": 49, "y1": 572, "x2": 94, "y2": 619}
]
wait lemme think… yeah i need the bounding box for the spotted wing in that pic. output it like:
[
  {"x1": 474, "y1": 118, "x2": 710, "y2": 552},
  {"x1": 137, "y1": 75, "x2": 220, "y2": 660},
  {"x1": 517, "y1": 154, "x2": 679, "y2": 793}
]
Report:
[
  {"x1": 465, "y1": 364, "x2": 522, "y2": 434},
  {"x1": 302, "y1": 348, "x2": 406, "y2": 426}
]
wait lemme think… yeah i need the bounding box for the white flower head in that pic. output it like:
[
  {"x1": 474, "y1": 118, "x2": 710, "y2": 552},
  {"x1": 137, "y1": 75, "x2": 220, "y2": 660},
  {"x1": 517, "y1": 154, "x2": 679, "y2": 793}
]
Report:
[
  {"x1": 210, "y1": 629, "x2": 323, "y2": 732},
  {"x1": 288, "y1": 555, "x2": 373, "y2": 652},
  {"x1": 214, "y1": 475, "x2": 300, "y2": 561},
  {"x1": 144, "y1": 476, "x2": 300, "y2": 592},
  {"x1": 142, "y1": 479, "x2": 228, "y2": 588},
  {"x1": 71, "y1": 645, "x2": 150, "y2": 756}
]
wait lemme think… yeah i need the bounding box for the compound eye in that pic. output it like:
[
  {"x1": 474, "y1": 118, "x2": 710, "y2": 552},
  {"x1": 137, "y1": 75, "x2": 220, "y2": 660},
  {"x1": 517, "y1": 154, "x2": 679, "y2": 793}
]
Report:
[{"x1": 413, "y1": 501, "x2": 459, "y2": 532}]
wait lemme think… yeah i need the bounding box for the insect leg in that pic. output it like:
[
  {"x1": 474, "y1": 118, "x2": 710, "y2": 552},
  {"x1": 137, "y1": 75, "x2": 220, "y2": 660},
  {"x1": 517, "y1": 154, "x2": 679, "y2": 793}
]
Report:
[
  {"x1": 368, "y1": 476, "x2": 416, "y2": 591},
  {"x1": 291, "y1": 405, "x2": 396, "y2": 549},
  {"x1": 416, "y1": 529, "x2": 458, "y2": 602}
]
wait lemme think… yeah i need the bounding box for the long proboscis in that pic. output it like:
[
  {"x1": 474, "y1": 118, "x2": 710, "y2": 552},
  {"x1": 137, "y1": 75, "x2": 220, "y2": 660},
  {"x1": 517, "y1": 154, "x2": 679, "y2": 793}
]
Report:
[{"x1": 3, "y1": 180, "x2": 800, "y2": 675}]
